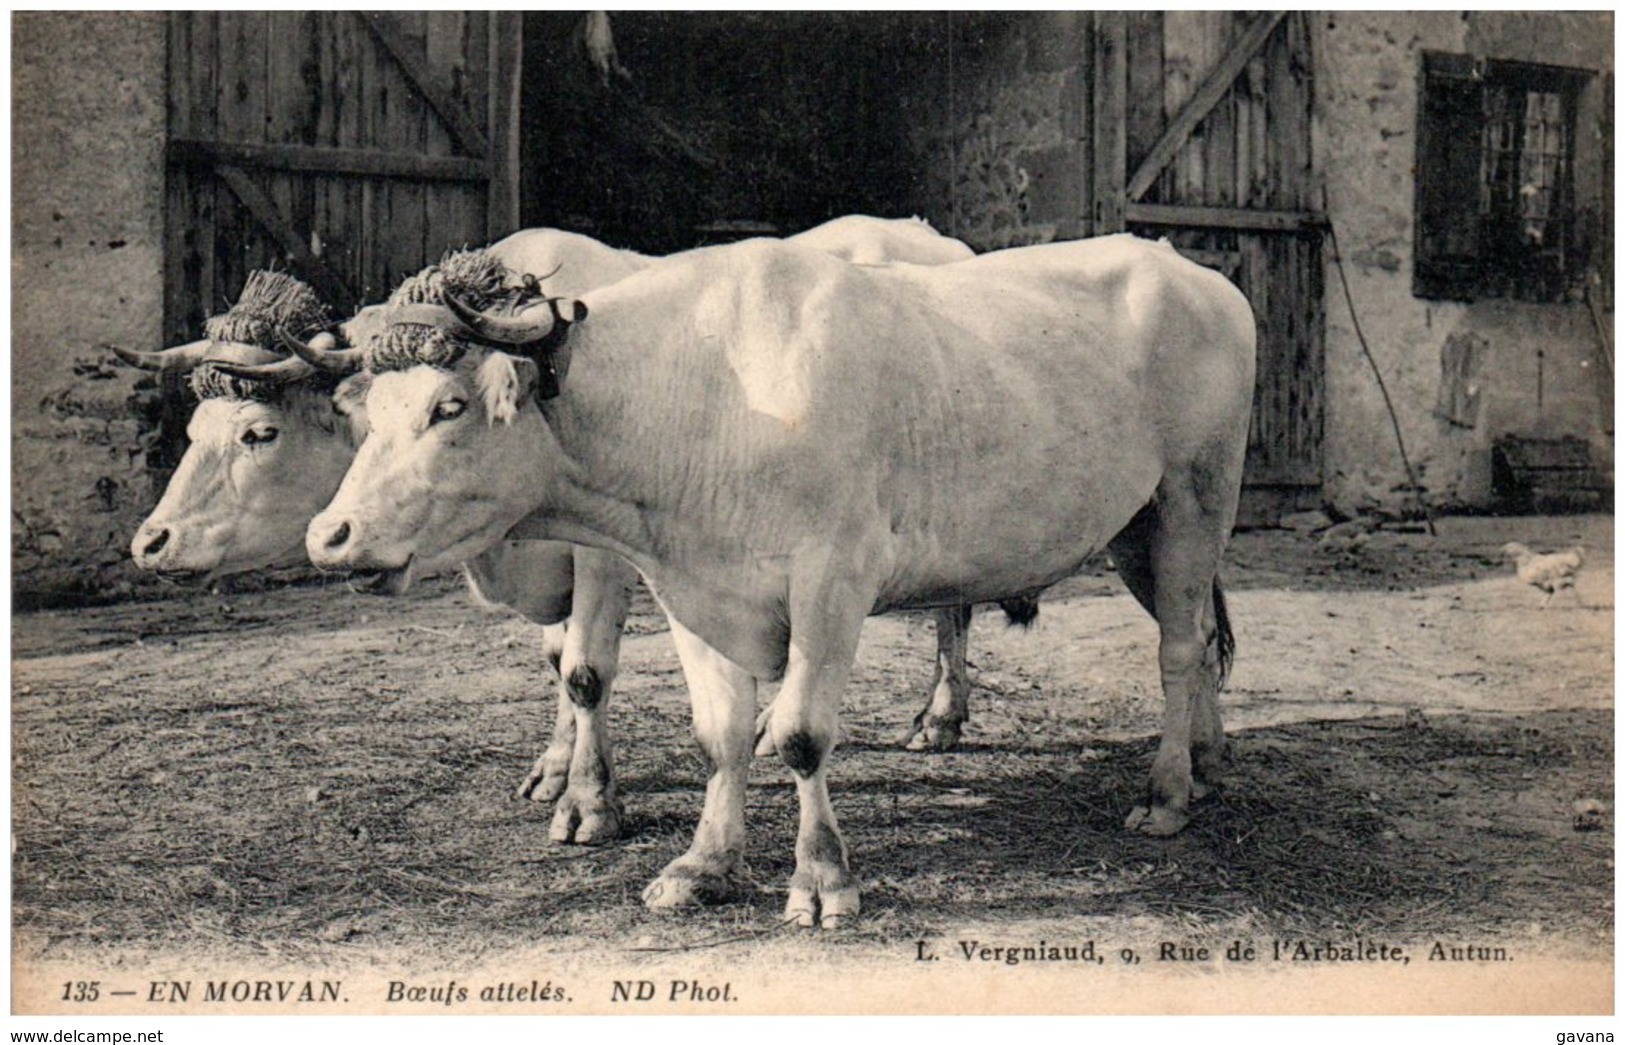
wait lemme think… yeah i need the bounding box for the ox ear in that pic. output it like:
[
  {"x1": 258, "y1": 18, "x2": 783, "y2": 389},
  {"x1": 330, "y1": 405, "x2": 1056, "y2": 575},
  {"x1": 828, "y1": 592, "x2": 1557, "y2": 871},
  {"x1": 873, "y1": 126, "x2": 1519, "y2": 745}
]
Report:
[
  {"x1": 476, "y1": 352, "x2": 538, "y2": 425},
  {"x1": 331, "y1": 371, "x2": 373, "y2": 418}
]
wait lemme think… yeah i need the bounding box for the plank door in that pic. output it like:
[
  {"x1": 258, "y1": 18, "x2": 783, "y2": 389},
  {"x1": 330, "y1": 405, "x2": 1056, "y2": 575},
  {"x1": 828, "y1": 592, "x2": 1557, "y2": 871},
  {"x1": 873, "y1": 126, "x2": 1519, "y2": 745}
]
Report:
[
  {"x1": 1094, "y1": 12, "x2": 1325, "y2": 511},
  {"x1": 162, "y1": 11, "x2": 520, "y2": 343}
]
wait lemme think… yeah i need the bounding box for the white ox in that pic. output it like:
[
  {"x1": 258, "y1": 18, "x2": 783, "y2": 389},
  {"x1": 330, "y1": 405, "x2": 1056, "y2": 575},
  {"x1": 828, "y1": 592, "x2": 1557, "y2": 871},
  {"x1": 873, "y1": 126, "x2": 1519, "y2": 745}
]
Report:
[
  {"x1": 304, "y1": 233, "x2": 1256, "y2": 927},
  {"x1": 121, "y1": 217, "x2": 1005, "y2": 848}
]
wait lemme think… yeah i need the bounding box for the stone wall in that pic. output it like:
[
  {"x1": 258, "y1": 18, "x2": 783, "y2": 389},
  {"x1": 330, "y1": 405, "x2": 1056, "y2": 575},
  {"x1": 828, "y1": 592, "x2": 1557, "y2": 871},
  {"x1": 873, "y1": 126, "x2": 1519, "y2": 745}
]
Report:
[
  {"x1": 894, "y1": 12, "x2": 1613, "y2": 514},
  {"x1": 1314, "y1": 11, "x2": 1613, "y2": 513},
  {"x1": 12, "y1": 13, "x2": 169, "y2": 604},
  {"x1": 893, "y1": 13, "x2": 1085, "y2": 252}
]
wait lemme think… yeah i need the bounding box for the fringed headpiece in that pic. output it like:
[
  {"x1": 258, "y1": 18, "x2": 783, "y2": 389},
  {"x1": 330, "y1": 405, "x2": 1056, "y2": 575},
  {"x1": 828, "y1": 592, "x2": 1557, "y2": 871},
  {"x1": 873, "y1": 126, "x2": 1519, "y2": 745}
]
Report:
[
  {"x1": 202, "y1": 270, "x2": 332, "y2": 349},
  {"x1": 191, "y1": 270, "x2": 336, "y2": 401},
  {"x1": 189, "y1": 361, "x2": 291, "y2": 402},
  {"x1": 366, "y1": 250, "x2": 520, "y2": 372}
]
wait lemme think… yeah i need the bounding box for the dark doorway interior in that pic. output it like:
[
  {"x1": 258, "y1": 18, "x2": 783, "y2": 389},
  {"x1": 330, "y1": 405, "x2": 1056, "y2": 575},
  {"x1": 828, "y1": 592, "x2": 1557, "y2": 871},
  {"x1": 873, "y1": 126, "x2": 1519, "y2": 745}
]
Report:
[{"x1": 519, "y1": 12, "x2": 944, "y2": 254}]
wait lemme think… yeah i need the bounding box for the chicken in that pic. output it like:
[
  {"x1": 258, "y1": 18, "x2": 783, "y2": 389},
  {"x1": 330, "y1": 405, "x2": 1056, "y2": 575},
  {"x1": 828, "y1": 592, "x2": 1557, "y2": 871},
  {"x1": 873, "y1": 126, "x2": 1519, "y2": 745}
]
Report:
[
  {"x1": 1502, "y1": 542, "x2": 1586, "y2": 608},
  {"x1": 1572, "y1": 798, "x2": 1606, "y2": 832}
]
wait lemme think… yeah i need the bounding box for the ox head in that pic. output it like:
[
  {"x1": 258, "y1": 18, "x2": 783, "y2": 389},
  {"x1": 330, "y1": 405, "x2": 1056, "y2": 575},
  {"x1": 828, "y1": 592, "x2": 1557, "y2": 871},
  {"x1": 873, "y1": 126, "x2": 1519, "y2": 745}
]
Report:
[
  {"x1": 306, "y1": 292, "x2": 586, "y2": 592},
  {"x1": 120, "y1": 272, "x2": 369, "y2": 579}
]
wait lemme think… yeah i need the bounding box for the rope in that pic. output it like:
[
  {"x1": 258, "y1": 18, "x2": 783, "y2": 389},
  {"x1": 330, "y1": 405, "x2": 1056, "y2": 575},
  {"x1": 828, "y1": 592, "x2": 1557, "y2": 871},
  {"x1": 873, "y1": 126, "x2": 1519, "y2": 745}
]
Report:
[
  {"x1": 1321, "y1": 183, "x2": 1437, "y2": 536},
  {"x1": 1584, "y1": 280, "x2": 1613, "y2": 377}
]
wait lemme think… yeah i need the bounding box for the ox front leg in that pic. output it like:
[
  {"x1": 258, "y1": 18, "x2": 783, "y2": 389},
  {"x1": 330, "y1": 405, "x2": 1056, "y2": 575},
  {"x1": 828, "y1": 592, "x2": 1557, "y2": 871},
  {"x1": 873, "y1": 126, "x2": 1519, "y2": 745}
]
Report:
[
  {"x1": 773, "y1": 577, "x2": 870, "y2": 929},
  {"x1": 643, "y1": 619, "x2": 758, "y2": 909},
  {"x1": 899, "y1": 605, "x2": 973, "y2": 752},
  {"x1": 515, "y1": 624, "x2": 574, "y2": 803},
  {"x1": 548, "y1": 551, "x2": 634, "y2": 845}
]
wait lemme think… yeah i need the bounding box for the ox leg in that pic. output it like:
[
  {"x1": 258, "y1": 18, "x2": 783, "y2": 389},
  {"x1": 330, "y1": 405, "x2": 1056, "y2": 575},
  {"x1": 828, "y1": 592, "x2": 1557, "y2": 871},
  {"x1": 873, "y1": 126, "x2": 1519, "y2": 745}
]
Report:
[
  {"x1": 752, "y1": 702, "x2": 779, "y2": 757},
  {"x1": 772, "y1": 576, "x2": 870, "y2": 929},
  {"x1": 1189, "y1": 585, "x2": 1230, "y2": 790},
  {"x1": 515, "y1": 623, "x2": 574, "y2": 803},
  {"x1": 1125, "y1": 477, "x2": 1232, "y2": 838},
  {"x1": 644, "y1": 618, "x2": 759, "y2": 908},
  {"x1": 549, "y1": 550, "x2": 634, "y2": 845},
  {"x1": 899, "y1": 604, "x2": 973, "y2": 752},
  {"x1": 1108, "y1": 509, "x2": 1226, "y2": 800}
]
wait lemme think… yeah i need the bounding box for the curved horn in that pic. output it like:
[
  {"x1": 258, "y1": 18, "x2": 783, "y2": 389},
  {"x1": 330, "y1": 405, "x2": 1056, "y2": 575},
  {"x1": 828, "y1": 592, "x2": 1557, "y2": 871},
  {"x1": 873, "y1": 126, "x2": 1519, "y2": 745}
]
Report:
[
  {"x1": 207, "y1": 355, "x2": 319, "y2": 385},
  {"x1": 109, "y1": 339, "x2": 215, "y2": 372},
  {"x1": 444, "y1": 292, "x2": 583, "y2": 345},
  {"x1": 279, "y1": 327, "x2": 365, "y2": 374}
]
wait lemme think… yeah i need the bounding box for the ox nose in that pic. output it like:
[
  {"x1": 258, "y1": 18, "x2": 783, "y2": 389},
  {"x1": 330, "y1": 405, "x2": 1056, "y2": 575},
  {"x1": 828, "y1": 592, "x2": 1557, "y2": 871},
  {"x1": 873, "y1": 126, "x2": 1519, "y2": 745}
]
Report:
[
  {"x1": 323, "y1": 521, "x2": 351, "y2": 551},
  {"x1": 133, "y1": 525, "x2": 170, "y2": 565},
  {"x1": 307, "y1": 515, "x2": 356, "y2": 566}
]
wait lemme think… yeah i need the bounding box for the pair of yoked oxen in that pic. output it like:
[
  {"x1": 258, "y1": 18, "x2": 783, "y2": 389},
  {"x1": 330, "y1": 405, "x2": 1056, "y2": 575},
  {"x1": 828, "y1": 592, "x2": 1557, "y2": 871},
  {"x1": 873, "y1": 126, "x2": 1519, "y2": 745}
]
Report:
[{"x1": 120, "y1": 216, "x2": 1255, "y2": 928}]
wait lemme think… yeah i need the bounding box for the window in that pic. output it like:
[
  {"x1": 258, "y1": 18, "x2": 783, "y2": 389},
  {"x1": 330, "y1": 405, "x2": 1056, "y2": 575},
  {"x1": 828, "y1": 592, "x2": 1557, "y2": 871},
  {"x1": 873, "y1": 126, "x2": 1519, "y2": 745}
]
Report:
[{"x1": 1414, "y1": 52, "x2": 1593, "y2": 302}]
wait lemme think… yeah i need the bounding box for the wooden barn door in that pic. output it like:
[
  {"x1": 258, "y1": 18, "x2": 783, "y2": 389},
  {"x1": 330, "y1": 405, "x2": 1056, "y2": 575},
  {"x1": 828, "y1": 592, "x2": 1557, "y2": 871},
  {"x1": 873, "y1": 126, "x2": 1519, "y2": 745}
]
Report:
[
  {"x1": 162, "y1": 12, "x2": 521, "y2": 345},
  {"x1": 1092, "y1": 12, "x2": 1324, "y2": 517}
]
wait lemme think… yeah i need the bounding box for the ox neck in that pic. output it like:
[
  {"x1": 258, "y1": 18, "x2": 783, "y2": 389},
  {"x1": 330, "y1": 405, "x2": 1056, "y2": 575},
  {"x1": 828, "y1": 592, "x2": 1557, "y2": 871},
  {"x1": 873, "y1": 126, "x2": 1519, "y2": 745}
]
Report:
[{"x1": 507, "y1": 323, "x2": 663, "y2": 564}]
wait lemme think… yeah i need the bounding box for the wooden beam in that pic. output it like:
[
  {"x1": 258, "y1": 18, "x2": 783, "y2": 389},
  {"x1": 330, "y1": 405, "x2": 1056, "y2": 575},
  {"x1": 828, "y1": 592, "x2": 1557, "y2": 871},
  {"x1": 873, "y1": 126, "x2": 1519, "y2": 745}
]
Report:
[
  {"x1": 215, "y1": 165, "x2": 358, "y2": 312},
  {"x1": 168, "y1": 139, "x2": 488, "y2": 183},
  {"x1": 486, "y1": 12, "x2": 522, "y2": 239},
  {"x1": 359, "y1": 12, "x2": 490, "y2": 159},
  {"x1": 1126, "y1": 11, "x2": 1286, "y2": 201},
  {"x1": 1125, "y1": 201, "x2": 1326, "y2": 232},
  {"x1": 1090, "y1": 11, "x2": 1127, "y2": 234}
]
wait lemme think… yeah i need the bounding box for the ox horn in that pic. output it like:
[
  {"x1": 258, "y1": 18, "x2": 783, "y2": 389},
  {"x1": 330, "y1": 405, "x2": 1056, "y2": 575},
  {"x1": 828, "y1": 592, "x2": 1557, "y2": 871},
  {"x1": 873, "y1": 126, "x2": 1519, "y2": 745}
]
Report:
[
  {"x1": 279, "y1": 327, "x2": 364, "y2": 374},
  {"x1": 109, "y1": 339, "x2": 216, "y2": 372},
  {"x1": 443, "y1": 291, "x2": 586, "y2": 346},
  {"x1": 206, "y1": 354, "x2": 320, "y2": 385}
]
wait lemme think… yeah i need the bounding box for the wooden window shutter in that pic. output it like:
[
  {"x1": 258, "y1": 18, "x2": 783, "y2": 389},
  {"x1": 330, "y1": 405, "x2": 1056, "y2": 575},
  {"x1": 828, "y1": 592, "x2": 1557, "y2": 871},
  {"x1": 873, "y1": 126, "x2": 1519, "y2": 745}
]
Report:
[{"x1": 1413, "y1": 51, "x2": 1486, "y2": 300}]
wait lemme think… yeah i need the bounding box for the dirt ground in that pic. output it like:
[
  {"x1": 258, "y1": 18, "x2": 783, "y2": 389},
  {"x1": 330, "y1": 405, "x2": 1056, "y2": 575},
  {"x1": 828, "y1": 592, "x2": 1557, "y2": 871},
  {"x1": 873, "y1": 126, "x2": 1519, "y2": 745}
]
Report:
[{"x1": 10, "y1": 513, "x2": 1614, "y2": 1014}]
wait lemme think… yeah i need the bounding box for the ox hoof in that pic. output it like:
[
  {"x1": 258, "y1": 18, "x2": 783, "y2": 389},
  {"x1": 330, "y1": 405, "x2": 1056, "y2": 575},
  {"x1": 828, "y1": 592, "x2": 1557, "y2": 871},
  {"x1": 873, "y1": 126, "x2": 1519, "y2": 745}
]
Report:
[
  {"x1": 785, "y1": 878, "x2": 861, "y2": 930},
  {"x1": 549, "y1": 793, "x2": 625, "y2": 846},
  {"x1": 1192, "y1": 751, "x2": 1226, "y2": 794},
  {"x1": 900, "y1": 714, "x2": 963, "y2": 752},
  {"x1": 515, "y1": 755, "x2": 571, "y2": 804},
  {"x1": 1125, "y1": 803, "x2": 1190, "y2": 837},
  {"x1": 643, "y1": 859, "x2": 741, "y2": 909}
]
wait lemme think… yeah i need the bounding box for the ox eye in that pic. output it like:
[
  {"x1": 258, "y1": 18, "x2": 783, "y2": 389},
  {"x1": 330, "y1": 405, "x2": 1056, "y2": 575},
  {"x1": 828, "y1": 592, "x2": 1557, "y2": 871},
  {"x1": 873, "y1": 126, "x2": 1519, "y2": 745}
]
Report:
[
  {"x1": 431, "y1": 399, "x2": 467, "y2": 425},
  {"x1": 241, "y1": 426, "x2": 279, "y2": 446}
]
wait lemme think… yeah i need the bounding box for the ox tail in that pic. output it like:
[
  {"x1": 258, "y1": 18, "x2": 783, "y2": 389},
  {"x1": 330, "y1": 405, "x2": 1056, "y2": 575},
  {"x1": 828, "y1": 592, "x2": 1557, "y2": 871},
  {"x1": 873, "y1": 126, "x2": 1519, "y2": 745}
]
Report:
[
  {"x1": 997, "y1": 595, "x2": 1041, "y2": 629},
  {"x1": 1211, "y1": 579, "x2": 1235, "y2": 690}
]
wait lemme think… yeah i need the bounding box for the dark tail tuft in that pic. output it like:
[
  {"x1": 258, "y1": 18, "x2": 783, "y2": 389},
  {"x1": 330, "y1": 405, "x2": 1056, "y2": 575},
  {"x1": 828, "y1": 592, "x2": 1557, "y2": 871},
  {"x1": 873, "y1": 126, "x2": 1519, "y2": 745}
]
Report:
[
  {"x1": 1211, "y1": 579, "x2": 1235, "y2": 689},
  {"x1": 998, "y1": 595, "x2": 1041, "y2": 628}
]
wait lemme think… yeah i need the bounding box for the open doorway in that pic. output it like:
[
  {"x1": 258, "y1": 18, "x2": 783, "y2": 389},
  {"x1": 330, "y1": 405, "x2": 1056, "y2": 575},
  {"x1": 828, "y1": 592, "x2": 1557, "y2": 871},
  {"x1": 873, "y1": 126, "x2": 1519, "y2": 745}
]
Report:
[{"x1": 518, "y1": 12, "x2": 944, "y2": 254}]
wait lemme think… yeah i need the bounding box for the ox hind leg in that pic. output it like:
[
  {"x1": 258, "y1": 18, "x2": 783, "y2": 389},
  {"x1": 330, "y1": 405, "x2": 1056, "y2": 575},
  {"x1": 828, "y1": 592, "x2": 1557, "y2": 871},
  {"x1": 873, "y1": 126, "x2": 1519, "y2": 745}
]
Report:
[
  {"x1": 757, "y1": 604, "x2": 962, "y2": 750},
  {"x1": 900, "y1": 604, "x2": 975, "y2": 751},
  {"x1": 1107, "y1": 505, "x2": 1230, "y2": 804},
  {"x1": 1122, "y1": 471, "x2": 1236, "y2": 837},
  {"x1": 546, "y1": 547, "x2": 635, "y2": 845},
  {"x1": 759, "y1": 603, "x2": 970, "y2": 756},
  {"x1": 643, "y1": 619, "x2": 758, "y2": 908}
]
